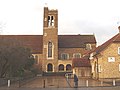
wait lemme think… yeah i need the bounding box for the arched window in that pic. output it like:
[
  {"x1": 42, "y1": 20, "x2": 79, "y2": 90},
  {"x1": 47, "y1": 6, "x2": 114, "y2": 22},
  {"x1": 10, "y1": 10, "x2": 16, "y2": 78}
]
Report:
[
  {"x1": 51, "y1": 16, "x2": 54, "y2": 26},
  {"x1": 66, "y1": 64, "x2": 72, "y2": 71},
  {"x1": 73, "y1": 53, "x2": 81, "y2": 58},
  {"x1": 48, "y1": 16, "x2": 51, "y2": 26},
  {"x1": 58, "y1": 64, "x2": 64, "y2": 71},
  {"x1": 48, "y1": 42, "x2": 52, "y2": 58},
  {"x1": 47, "y1": 63, "x2": 53, "y2": 72},
  {"x1": 86, "y1": 44, "x2": 92, "y2": 50},
  {"x1": 48, "y1": 15, "x2": 54, "y2": 27},
  {"x1": 61, "y1": 53, "x2": 69, "y2": 60}
]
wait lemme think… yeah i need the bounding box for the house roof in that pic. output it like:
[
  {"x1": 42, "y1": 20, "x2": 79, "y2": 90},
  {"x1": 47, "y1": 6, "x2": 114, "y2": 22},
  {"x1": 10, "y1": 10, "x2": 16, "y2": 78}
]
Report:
[
  {"x1": 58, "y1": 35, "x2": 96, "y2": 48},
  {"x1": 72, "y1": 58, "x2": 91, "y2": 68},
  {"x1": 0, "y1": 34, "x2": 96, "y2": 54},
  {"x1": 93, "y1": 33, "x2": 120, "y2": 55}
]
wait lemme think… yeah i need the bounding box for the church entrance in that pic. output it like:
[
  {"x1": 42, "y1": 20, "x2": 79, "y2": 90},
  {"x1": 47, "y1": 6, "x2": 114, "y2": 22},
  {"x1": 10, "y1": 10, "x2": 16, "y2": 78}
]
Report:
[
  {"x1": 58, "y1": 64, "x2": 64, "y2": 71},
  {"x1": 66, "y1": 64, "x2": 72, "y2": 71},
  {"x1": 47, "y1": 63, "x2": 53, "y2": 72}
]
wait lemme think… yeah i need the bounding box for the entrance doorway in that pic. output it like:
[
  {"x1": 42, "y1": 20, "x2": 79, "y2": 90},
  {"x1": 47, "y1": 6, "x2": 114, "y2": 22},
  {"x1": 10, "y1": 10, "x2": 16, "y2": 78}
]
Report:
[
  {"x1": 58, "y1": 64, "x2": 64, "y2": 71},
  {"x1": 66, "y1": 64, "x2": 72, "y2": 71},
  {"x1": 47, "y1": 63, "x2": 53, "y2": 72}
]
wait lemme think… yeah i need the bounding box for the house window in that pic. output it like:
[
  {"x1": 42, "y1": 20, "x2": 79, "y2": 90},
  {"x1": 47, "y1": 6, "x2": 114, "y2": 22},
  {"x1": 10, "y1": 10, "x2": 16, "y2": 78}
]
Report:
[
  {"x1": 118, "y1": 47, "x2": 120, "y2": 55},
  {"x1": 48, "y1": 42, "x2": 52, "y2": 58},
  {"x1": 73, "y1": 53, "x2": 81, "y2": 58},
  {"x1": 86, "y1": 44, "x2": 92, "y2": 50},
  {"x1": 119, "y1": 64, "x2": 120, "y2": 71},
  {"x1": 61, "y1": 53, "x2": 69, "y2": 60},
  {"x1": 98, "y1": 65, "x2": 101, "y2": 72},
  {"x1": 48, "y1": 15, "x2": 54, "y2": 27},
  {"x1": 92, "y1": 64, "x2": 94, "y2": 73}
]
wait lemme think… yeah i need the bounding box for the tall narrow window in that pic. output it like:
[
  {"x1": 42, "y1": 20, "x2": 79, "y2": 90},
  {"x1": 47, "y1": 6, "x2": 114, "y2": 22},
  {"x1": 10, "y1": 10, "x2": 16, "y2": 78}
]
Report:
[
  {"x1": 118, "y1": 47, "x2": 120, "y2": 55},
  {"x1": 48, "y1": 16, "x2": 51, "y2": 26},
  {"x1": 48, "y1": 16, "x2": 54, "y2": 27},
  {"x1": 48, "y1": 42, "x2": 52, "y2": 58},
  {"x1": 92, "y1": 64, "x2": 94, "y2": 73},
  {"x1": 51, "y1": 16, "x2": 54, "y2": 26},
  {"x1": 98, "y1": 65, "x2": 101, "y2": 72},
  {"x1": 119, "y1": 64, "x2": 120, "y2": 71}
]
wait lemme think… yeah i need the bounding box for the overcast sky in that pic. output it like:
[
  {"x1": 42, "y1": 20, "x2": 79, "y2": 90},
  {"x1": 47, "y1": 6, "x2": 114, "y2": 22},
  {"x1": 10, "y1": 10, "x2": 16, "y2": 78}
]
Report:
[{"x1": 0, "y1": 0, "x2": 120, "y2": 46}]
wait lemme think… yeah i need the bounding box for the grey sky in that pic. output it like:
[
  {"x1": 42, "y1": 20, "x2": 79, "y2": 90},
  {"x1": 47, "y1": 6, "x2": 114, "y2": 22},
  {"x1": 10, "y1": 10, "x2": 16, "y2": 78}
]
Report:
[{"x1": 0, "y1": 0, "x2": 120, "y2": 46}]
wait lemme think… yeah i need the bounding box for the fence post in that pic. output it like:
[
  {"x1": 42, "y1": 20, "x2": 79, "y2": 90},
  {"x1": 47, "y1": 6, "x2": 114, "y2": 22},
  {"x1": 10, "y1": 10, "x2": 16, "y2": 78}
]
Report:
[
  {"x1": 18, "y1": 78, "x2": 20, "y2": 88},
  {"x1": 113, "y1": 79, "x2": 115, "y2": 86},
  {"x1": 43, "y1": 80, "x2": 45, "y2": 88},
  {"x1": 86, "y1": 80, "x2": 88, "y2": 87},
  {"x1": 8, "y1": 80, "x2": 10, "y2": 87},
  {"x1": 101, "y1": 81, "x2": 103, "y2": 86}
]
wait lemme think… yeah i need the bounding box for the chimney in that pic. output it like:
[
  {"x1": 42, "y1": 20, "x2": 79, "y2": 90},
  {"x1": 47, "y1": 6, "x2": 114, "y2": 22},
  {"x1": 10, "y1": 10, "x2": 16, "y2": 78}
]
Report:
[{"x1": 118, "y1": 26, "x2": 120, "y2": 33}]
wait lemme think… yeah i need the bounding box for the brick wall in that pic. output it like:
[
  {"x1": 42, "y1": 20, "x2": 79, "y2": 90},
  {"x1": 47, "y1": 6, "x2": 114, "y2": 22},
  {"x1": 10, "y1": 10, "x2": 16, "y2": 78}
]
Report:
[{"x1": 92, "y1": 43, "x2": 120, "y2": 79}]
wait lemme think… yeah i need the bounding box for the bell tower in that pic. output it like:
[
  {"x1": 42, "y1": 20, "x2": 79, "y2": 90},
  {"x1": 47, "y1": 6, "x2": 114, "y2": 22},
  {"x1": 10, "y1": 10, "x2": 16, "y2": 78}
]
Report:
[{"x1": 42, "y1": 6, "x2": 58, "y2": 72}]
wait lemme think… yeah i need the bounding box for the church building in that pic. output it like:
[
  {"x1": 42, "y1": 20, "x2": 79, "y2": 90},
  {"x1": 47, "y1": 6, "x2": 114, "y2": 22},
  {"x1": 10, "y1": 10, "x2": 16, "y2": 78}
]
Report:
[{"x1": 0, "y1": 6, "x2": 96, "y2": 75}]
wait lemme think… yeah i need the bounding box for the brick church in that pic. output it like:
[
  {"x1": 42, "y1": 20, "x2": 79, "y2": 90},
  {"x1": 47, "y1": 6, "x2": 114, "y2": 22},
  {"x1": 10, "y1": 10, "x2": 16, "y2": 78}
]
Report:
[{"x1": 0, "y1": 6, "x2": 96, "y2": 76}]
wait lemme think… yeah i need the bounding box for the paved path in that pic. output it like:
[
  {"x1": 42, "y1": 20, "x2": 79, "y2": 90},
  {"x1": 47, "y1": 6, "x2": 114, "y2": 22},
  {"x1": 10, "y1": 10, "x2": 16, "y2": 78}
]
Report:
[
  {"x1": 0, "y1": 87, "x2": 120, "y2": 90},
  {"x1": 0, "y1": 76, "x2": 119, "y2": 89},
  {"x1": 20, "y1": 76, "x2": 111, "y2": 88}
]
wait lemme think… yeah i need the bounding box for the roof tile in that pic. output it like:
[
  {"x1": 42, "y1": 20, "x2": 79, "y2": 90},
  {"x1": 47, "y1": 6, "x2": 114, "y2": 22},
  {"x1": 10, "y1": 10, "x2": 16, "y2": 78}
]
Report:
[
  {"x1": 0, "y1": 34, "x2": 96, "y2": 54},
  {"x1": 0, "y1": 35, "x2": 43, "y2": 54},
  {"x1": 58, "y1": 35, "x2": 96, "y2": 48},
  {"x1": 72, "y1": 58, "x2": 91, "y2": 68}
]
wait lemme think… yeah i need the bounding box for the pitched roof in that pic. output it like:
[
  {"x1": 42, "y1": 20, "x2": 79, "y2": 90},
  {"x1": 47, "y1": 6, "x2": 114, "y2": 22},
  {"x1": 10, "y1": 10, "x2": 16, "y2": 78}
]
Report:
[
  {"x1": 93, "y1": 33, "x2": 120, "y2": 54},
  {"x1": 0, "y1": 34, "x2": 96, "y2": 54},
  {"x1": 0, "y1": 35, "x2": 43, "y2": 54},
  {"x1": 72, "y1": 58, "x2": 91, "y2": 68},
  {"x1": 58, "y1": 35, "x2": 96, "y2": 48}
]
